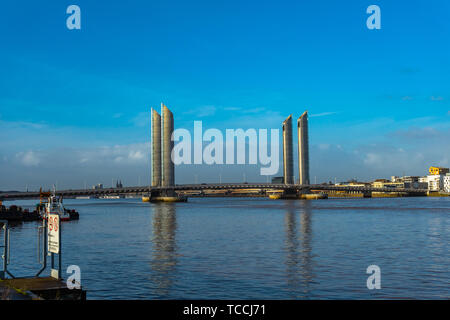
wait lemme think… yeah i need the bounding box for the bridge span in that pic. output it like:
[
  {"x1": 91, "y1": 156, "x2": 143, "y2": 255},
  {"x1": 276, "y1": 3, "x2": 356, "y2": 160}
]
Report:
[{"x1": 0, "y1": 183, "x2": 428, "y2": 200}]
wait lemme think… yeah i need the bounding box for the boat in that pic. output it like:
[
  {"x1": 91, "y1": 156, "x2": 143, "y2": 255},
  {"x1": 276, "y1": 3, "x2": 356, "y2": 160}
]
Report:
[
  {"x1": 41, "y1": 194, "x2": 71, "y2": 221},
  {"x1": 0, "y1": 201, "x2": 41, "y2": 221},
  {"x1": 99, "y1": 195, "x2": 121, "y2": 199},
  {"x1": 37, "y1": 189, "x2": 79, "y2": 221}
]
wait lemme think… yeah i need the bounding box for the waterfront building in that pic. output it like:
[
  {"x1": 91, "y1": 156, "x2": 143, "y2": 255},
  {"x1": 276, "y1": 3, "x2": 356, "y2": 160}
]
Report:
[
  {"x1": 373, "y1": 180, "x2": 404, "y2": 189},
  {"x1": 429, "y1": 166, "x2": 449, "y2": 175},
  {"x1": 385, "y1": 176, "x2": 428, "y2": 189},
  {"x1": 297, "y1": 111, "x2": 310, "y2": 185},
  {"x1": 341, "y1": 181, "x2": 371, "y2": 187},
  {"x1": 282, "y1": 115, "x2": 294, "y2": 184},
  {"x1": 419, "y1": 176, "x2": 428, "y2": 183},
  {"x1": 427, "y1": 174, "x2": 444, "y2": 191},
  {"x1": 372, "y1": 179, "x2": 389, "y2": 188},
  {"x1": 401, "y1": 176, "x2": 428, "y2": 189},
  {"x1": 444, "y1": 173, "x2": 450, "y2": 193}
]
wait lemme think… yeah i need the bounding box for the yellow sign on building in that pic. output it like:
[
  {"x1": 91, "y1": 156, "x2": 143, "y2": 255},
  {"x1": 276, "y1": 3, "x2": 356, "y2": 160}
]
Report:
[{"x1": 429, "y1": 166, "x2": 450, "y2": 175}]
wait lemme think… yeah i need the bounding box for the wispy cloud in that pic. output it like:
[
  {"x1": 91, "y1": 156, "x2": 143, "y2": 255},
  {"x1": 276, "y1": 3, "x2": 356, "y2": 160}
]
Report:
[
  {"x1": 223, "y1": 107, "x2": 241, "y2": 111},
  {"x1": 183, "y1": 105, "x2": 217, "y2": 117},
  {"x1": 430, "y1": 96, "x2": 444, "y2": 101},
  {"x1": 241, "y1": 107, "x2": 266, "y2": 114},
  {"x1": 0, "y1": 119, "x2": 46, "y2": 130},
  {"x1": 310, "y1": 111, "x2": 338, "y2": 118},
  {"x1": 15, "y1": 151, "x2": 41, "y2": 167},
  {"x1": 389, "y1": 126, "x2": 440, "y2": 140},
  {"x1": 401, "y1": 96, "x2": 414, "y2": 101},
  {"x1": 78, "y1": 143, "x2": 149, "y2": 165},
  {"x1": 130, "y1": 111, "x2": 150, "y2": 127}
]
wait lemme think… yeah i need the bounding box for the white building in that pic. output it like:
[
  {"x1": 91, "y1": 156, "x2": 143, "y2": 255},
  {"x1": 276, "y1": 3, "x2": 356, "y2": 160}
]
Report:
[
  {"x1": 418, "y1": 176, "x2": 428, "y2": 183},
  {"x1": 444, "y1": 174, "x2": 450, "y2": 193},
  {"x1": 427, "y1": 175, "x2": 444, "y2": 191}
]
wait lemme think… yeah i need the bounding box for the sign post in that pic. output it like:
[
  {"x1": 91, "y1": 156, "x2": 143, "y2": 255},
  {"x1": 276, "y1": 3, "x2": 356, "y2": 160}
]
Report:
[{"x1": 47, "y1": 214, "x2": 61, "y2": 279}]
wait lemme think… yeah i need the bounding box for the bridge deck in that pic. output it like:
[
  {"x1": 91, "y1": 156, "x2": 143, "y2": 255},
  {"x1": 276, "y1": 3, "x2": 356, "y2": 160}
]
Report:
[{"x1": 0, "y1": 183, "x2": 428, "y2": 200}]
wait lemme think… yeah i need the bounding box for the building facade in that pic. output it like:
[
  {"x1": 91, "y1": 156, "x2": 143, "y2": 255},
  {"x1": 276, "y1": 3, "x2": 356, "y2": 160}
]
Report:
[
  {"x1": 444, "y1": 173, "x2": 450, "y2": 193},
  {"x1": 429, "y1": 166, "x2": 449, "y2": 175},
  {"x1": 427, "y1": 175, "x2": 444, "y2": 191}
]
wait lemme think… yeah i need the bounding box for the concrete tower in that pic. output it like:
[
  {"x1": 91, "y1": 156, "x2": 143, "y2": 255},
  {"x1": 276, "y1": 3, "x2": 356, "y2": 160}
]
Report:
[
  {"x1": 151, "y1": 108, "x2": 161, "y2": 187},
  {"x1": 297, "y1": 111, "x2": 310, "y2": 185},
  {"x1": 161, "y1": 103, "x2": 175, "y2": 187},
  {"x1": 282, "y1": 115, "x2": 294, "y2": 184}
]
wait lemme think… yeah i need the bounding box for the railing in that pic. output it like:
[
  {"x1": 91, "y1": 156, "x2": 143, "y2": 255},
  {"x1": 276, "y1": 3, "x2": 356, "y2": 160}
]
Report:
[{"x1": 0, "y1": 220, "x2": 14, "y2": 279}]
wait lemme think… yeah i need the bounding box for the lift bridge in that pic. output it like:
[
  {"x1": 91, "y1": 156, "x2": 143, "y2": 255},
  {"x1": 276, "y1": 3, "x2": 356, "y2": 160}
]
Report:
[
  {"x1": 0, "y1": 106, "x2": 429, "y2": 201},
  {"x1": 0, "y1": 183, "x2": 428, "y2": 200}
]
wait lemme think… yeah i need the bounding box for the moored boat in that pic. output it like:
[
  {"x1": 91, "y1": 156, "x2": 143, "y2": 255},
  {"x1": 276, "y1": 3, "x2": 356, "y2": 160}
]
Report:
[{"x1": 37, "y1": 190, "x2": 79, "y2": 221}]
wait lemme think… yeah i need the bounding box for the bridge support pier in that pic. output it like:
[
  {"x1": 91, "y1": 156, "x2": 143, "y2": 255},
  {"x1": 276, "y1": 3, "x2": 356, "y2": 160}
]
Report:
[{"x1": 144, "y1": 189, "x2": 187, "y2": 203}]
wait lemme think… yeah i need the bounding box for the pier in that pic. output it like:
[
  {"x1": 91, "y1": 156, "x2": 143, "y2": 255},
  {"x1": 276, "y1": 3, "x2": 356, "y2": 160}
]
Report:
[
  {"x1": 1, "y1": 217, "x2": 86, "y2": 300},
  {"x1": 0, "y1": 277, "x2": 85, "y2": 300}
]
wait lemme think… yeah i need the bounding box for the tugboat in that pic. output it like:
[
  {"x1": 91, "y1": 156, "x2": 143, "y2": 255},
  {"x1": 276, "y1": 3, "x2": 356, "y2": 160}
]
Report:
[{"x1": 37, "y1": 188, "x2": 79, "y2": 221}]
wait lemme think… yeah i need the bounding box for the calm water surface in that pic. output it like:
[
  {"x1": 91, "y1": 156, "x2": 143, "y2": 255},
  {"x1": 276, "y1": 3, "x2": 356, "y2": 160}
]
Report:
[{"x1": 2, "y1": 197, "x2": 449, "y2": 299}]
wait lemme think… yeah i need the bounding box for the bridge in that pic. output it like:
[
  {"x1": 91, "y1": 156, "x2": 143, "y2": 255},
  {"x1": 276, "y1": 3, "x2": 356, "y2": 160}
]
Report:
[
  {"x1": 0, "y1": 183, "x2": 428, "y2": 200},
  {"x1": 0, "y1": 107, "x2": 429, "y2": 201}
]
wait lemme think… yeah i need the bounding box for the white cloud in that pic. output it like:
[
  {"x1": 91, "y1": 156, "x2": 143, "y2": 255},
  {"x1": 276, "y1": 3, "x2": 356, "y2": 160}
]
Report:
[
  {"x1": 131, "y1": 112, "x2": 150, "y2": 127},
  {"x1": 17, "y1": 151, "x2": 41, "y2": 166},
  {"x1": 128, "y1": 150, "x2": 145, "y2": 161},
  {"x1": 363, "y1": 153, "x2": 382, "y2": 166},
  {"x1": 78, "y1": 143, "x2": 149, "y2": 165},
  {"x1": 223, "y1": 107, "x2": 241, "y2": 111},
  {"x1": 318, "y1": 144, "x2": 330, "y2": 150},
  {"x1": 184, "y1": 105, "x2": 217, "y2": 117},
  {"x1": 391, "y1": 127, "x2": 440, "y2": 140},
  {"x1": 310, "y1": 112, "x2": 338, "y2": 117}
]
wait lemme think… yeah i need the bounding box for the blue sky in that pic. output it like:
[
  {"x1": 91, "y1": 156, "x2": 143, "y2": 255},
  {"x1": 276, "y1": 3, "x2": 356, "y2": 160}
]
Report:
[{"x1": 0, "y1": 0, "x2": 449, "y2": 190}]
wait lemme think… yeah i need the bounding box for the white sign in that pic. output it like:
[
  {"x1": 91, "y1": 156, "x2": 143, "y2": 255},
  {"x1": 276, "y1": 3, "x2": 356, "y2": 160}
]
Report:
[{"x1": 48, "y1": 214, "x2": 60, "y2": 254}]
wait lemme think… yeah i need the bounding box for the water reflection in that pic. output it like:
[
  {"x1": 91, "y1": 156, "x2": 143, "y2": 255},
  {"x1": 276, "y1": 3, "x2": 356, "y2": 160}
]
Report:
[
  {"x1": 284, "y1": 200, "x2": 314, "y2": 298},
  {"x1": 149, "y1": 203, "x2": 178, "y2": 297}
]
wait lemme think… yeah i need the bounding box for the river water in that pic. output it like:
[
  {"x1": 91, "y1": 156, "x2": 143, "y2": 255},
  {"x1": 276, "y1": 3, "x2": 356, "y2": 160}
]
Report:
[{"x1": 2, "y1": 197, "x2": 449, "y2": 299}]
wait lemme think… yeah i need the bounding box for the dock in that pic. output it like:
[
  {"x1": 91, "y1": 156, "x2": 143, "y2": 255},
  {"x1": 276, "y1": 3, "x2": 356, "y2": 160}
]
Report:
[{"x1": 0, "y1": 277, "x2": 85, "y2": 300}]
